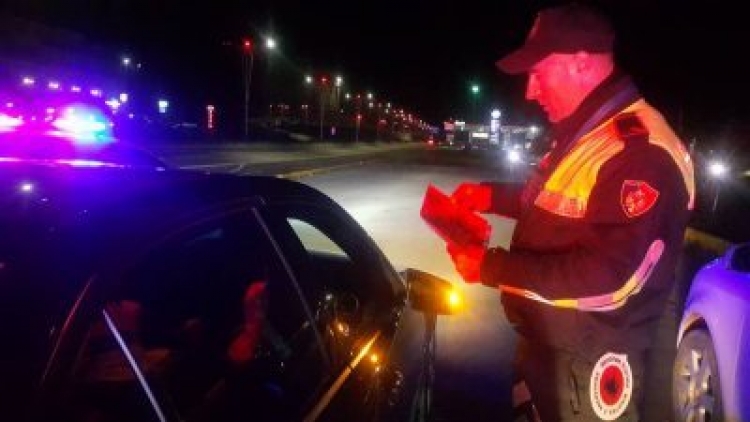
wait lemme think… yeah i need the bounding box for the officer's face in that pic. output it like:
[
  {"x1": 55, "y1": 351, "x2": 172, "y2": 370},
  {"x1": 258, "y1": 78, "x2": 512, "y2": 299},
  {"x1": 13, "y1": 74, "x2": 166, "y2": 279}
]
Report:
[{"x1": 526, "y1": 53, "x2": 587, "y2": 123}]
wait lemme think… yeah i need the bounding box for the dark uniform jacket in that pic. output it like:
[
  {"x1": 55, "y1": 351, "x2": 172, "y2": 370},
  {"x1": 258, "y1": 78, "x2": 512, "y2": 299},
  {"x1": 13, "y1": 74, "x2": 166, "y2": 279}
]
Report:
[{"x1": 480, "y1": 71, "x2": 695, "y2": 357}]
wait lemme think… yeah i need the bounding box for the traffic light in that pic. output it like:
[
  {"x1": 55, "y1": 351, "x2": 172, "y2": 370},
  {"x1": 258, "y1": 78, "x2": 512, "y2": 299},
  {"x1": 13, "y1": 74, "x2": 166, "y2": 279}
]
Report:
[{"x1": 242, "y1": 38, "x2": 253, "y2": 53}]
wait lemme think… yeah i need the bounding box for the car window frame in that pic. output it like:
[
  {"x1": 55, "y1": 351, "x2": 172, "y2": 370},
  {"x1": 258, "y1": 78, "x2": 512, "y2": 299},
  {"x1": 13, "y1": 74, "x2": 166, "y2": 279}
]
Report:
[
  {"x1": 254, "y1": 198, "x2": 409, "y2": 420},
  {"x1": 43, "y1": 200, "x2": 337, "y2": 421}
]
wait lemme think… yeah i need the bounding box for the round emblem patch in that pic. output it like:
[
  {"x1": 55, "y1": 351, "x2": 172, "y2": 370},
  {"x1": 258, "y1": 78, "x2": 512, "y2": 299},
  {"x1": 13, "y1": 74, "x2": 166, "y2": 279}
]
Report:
[{"x1": 589, "y1": 352, "x2": 632, "y2": 420}]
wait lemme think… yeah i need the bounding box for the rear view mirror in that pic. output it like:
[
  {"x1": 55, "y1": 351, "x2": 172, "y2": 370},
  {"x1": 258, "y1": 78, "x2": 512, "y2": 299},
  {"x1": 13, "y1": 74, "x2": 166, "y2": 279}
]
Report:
[{"x1": 404, "y1": 268, "x2": 461, "y2": 316}]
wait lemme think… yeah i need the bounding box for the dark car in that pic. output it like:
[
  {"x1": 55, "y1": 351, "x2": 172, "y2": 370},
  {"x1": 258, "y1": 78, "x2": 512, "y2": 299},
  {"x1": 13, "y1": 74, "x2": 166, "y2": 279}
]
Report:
[{"x1": 0, "y1": 156, "x2": 457, "y2": 422}]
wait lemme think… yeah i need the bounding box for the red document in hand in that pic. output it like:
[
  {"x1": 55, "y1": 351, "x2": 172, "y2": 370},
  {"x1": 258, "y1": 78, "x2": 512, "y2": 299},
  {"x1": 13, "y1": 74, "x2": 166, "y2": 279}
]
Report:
[{"x1": 420, "y1": 184, "x2": 491, "y2": 247}]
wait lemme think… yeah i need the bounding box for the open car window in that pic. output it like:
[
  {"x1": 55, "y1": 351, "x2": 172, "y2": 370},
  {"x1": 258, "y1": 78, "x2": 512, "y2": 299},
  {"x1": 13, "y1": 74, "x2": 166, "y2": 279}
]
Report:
[{"x1": 60, "y1": 211, "x2": 331, "y2": 422}]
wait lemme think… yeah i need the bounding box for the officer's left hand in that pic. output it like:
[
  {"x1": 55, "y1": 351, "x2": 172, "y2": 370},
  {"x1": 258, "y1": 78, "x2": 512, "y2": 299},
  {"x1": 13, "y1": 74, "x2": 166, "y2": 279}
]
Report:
[{"x1": 446, "y1": 243, "x2": 485, "y2": 283}]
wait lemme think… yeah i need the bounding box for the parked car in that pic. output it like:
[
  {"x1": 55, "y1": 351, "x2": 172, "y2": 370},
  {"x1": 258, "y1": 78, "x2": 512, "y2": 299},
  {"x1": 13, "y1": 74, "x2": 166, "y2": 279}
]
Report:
[
  {"x1": 673, "y1": 242, "x2": 750, "y2": 421},
  {"x1": 0, "y1": 108, "x2": 459, "y2": 421},
  {"x1": 1, "y1": 101, "x2": 167, "y2": 169}
]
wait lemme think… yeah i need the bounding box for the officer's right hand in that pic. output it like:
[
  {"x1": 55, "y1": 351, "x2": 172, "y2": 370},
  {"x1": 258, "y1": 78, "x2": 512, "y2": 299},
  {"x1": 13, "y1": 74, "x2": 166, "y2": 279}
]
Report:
[
  {"x1": 451, "y1": 182, "x2": 491, "y2": 212},
  {"x1": 446, "y1": 242, "x2": 485, "y2": 283}
]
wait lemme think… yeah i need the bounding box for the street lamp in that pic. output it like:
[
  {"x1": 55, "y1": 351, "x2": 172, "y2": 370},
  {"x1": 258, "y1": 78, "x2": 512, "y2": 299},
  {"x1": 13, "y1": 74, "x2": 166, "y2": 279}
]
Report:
[
  {"x1": 241, "y1": 38, "x2": 255, "y2": 139},
  {"x1": 470, "y1": 83, "x2": 480, "y2": 121},
  {"x1": 240, "y1": 35, "x2": 278, "y2": 138},
  {"x1": 318, "y1": 76, "x2": 330, "y2": 140},
  {"x1": 333, "y1": 75, "x2": 344, "y2": 117},
  {"x1": 708, "y1": 159, "x2": 729, "y2": 214},
  {"x1": 356, "y1": 113, "x2": 362, "y2": 142}
]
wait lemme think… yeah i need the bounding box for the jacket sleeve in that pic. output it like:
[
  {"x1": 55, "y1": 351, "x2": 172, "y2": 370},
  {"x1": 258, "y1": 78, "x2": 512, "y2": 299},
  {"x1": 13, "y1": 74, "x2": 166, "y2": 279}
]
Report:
[
  {"x1": 481, "y1": 181, "x2": 525, "y2": 219},
  {"x1": 479, "y1": 145, "x2": 689, "y2": 310}
]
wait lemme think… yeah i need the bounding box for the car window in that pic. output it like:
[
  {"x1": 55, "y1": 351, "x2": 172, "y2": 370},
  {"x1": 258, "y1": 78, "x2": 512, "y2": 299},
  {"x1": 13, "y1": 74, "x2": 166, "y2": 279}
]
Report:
[
  {"x1": 61, "y1": 212, "x2": 330, "y2": 422},
  {"x1": 275, "y1": 204, "x2": 398, "y2": 307},
  {"x1": 257, "y1": 203, "x2": 403, "y2": 419},
  {"x1": 289, "y1": 218, "x2": 347, "y2": 257}
]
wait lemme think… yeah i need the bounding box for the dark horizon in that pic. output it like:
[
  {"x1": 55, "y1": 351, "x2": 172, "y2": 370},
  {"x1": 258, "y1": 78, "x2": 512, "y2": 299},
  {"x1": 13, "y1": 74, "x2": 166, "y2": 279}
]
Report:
[{"x1": 2, "y1": 0, "x2": 749, "y2": 147}]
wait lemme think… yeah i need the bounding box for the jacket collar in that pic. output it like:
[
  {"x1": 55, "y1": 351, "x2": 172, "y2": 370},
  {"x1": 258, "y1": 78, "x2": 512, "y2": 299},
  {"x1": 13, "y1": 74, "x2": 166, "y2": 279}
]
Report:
[{"x1": 551, "y1": 69, "x2": 641, "y2": 151}]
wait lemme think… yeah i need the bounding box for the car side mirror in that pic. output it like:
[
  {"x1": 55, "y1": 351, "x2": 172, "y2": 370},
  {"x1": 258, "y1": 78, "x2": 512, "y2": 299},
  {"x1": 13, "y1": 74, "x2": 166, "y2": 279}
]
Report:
[
  {"x1": 726, "y1": 242, "x2": 750, "y2": 273},
  {"x1": 403, "y1": 268, "x2": 461, "y2": 316}
]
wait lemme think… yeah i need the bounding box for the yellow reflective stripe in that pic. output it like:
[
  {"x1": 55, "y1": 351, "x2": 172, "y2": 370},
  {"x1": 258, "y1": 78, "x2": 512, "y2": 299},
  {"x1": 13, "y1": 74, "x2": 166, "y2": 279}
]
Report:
[
  {"x1": 498, "y1": 239, "x2": 664, "y2": 312},
  {"x1": 534, "y1": 190, "x2": 586, "y2": 218},
  {"x1": 550, "y1": 298, "x2": 578, "y2": 308},
  {"x1": 535, "y1": 125, "x2": 624, "y2": 218},
  {"x1": 623, "y1": 100, "x2": 696, "y2": 210},
  {"x1": 535, "y1": 100, "x2": 695, "y2": 217}
]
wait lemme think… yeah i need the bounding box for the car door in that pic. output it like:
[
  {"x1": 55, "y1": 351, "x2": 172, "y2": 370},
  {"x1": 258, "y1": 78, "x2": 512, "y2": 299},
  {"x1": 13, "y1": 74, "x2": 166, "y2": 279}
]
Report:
[
  {"x1": 54, "y1": 207, "x2": 334, "y2": 422},
  {"x1": 257, "y1": 200, "x2": 409, "y2": 422}
]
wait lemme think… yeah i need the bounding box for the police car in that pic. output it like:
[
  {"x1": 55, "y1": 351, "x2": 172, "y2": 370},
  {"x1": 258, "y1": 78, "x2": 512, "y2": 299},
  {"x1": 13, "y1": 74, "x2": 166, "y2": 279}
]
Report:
[
  {"x1": 1, "y1": 100, "x2": 166, "y2": 169},
  {"x1": 0, "y1": 102, "x2": 458, "y2": 421},
  {"x1": 673, "y1": 242, "x2": 750, "y2": 421}
]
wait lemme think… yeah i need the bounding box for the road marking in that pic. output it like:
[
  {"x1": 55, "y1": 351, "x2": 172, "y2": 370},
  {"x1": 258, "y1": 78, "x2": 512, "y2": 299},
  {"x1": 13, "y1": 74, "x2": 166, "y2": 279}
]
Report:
[{"x1": 276, "y1": 161, "x2": 368, "y2": 180}]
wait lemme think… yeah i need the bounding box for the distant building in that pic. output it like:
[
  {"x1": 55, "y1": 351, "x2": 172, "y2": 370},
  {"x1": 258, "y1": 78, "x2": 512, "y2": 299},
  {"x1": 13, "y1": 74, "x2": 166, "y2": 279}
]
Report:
[{"x1": 443, "y1": 119, "x2": 542, "y2": 150}]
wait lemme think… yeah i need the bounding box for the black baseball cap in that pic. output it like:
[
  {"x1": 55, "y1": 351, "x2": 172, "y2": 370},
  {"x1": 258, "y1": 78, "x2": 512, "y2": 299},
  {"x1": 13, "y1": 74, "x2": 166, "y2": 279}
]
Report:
[{"x1": 496, "y1": 3, "x2": 615, "y2": 74}]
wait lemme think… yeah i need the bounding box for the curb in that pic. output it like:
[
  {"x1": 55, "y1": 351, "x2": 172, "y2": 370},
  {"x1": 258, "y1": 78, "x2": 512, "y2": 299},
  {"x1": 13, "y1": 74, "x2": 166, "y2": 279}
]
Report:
[{"x1": 684, "y1": 227, "x2": 731, "y2": 254}]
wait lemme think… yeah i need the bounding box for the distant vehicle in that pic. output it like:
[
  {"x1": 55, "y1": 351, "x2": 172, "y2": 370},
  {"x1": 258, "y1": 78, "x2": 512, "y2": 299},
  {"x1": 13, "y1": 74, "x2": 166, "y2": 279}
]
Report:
[
  {"x1": 673, "y1": 242, "x2": 750, "y2": 421},
  {"x1": 0, "y1": 119, "x2": 460, "y2": 421},
  {"x1": 0, "y1": 100, "x2": 166, "y2": 168}
]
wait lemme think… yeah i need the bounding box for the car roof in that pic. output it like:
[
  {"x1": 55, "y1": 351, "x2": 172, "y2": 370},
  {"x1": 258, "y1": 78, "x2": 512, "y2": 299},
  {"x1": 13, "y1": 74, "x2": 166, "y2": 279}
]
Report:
[
  {"x1": 0, "y1": 161, "x2": 341, "y2": 245},
  {"x1": 0, "y1": 161, "x2": 347, "y2": 320}
]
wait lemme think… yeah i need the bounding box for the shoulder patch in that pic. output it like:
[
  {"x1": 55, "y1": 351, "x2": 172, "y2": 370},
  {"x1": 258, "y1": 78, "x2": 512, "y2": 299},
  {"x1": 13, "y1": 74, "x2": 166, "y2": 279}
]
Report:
[
  {"x1": 621, "y1": 180, "x2": 659, "y2": 218},
  {"x1": 614, "y1": 112, "x2": 648, "y2": 143}
]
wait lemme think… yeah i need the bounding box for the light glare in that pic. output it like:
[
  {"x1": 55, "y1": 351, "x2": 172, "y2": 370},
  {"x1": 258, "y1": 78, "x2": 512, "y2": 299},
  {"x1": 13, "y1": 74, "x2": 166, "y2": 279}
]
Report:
[
  {"x1": 19, "y1": 182, "x2": 34, "y2": 193},
  {"x1": 708, "y1": 161, "x2": 728, "y2": 178}
]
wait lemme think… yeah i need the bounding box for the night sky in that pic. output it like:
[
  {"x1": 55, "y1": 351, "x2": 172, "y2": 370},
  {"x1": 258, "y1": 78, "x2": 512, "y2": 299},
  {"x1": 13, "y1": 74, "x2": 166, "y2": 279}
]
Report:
[{"x1": 3, "y1": 0, "x2": 750, "y2": 147}]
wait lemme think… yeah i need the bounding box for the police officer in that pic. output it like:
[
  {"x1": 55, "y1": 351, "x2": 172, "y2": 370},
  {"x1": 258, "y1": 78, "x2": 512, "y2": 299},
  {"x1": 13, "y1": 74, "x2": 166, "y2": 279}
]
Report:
[{"x1": 446, "y1": 4, "x2": 695, "y2": 420}]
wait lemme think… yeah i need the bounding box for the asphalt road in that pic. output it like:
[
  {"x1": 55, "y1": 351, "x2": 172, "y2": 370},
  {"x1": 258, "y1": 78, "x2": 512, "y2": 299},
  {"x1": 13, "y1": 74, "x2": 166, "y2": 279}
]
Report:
[{"x1": 150, "y1": 141, "x2": 688, "y2": 421}]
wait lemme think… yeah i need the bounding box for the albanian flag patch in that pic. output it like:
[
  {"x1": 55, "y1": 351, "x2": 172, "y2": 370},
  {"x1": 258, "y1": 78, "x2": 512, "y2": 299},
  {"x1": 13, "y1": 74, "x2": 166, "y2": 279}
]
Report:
[
  {"x1": 589, "y1": 352, "x2": 633, "y2": 420},
  {"x1": 620, "y1": 180, "x2": 659, "y2": 218}
]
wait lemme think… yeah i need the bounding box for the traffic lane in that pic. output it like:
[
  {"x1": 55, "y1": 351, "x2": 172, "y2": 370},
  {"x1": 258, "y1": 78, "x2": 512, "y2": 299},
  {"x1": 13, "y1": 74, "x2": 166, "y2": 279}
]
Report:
[
  {"x1": 302, "y1": 162, "x2": 519, "y2": 420},
  {"x1": 144, "y1": 141, "x2": 422, "y2": 172}
]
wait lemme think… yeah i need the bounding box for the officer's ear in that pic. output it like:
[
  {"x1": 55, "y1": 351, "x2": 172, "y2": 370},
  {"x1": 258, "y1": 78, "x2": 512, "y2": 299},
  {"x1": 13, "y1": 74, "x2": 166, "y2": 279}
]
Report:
[{"x1": 573, "y1": 51, "x2": 614, "y2": 85}]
